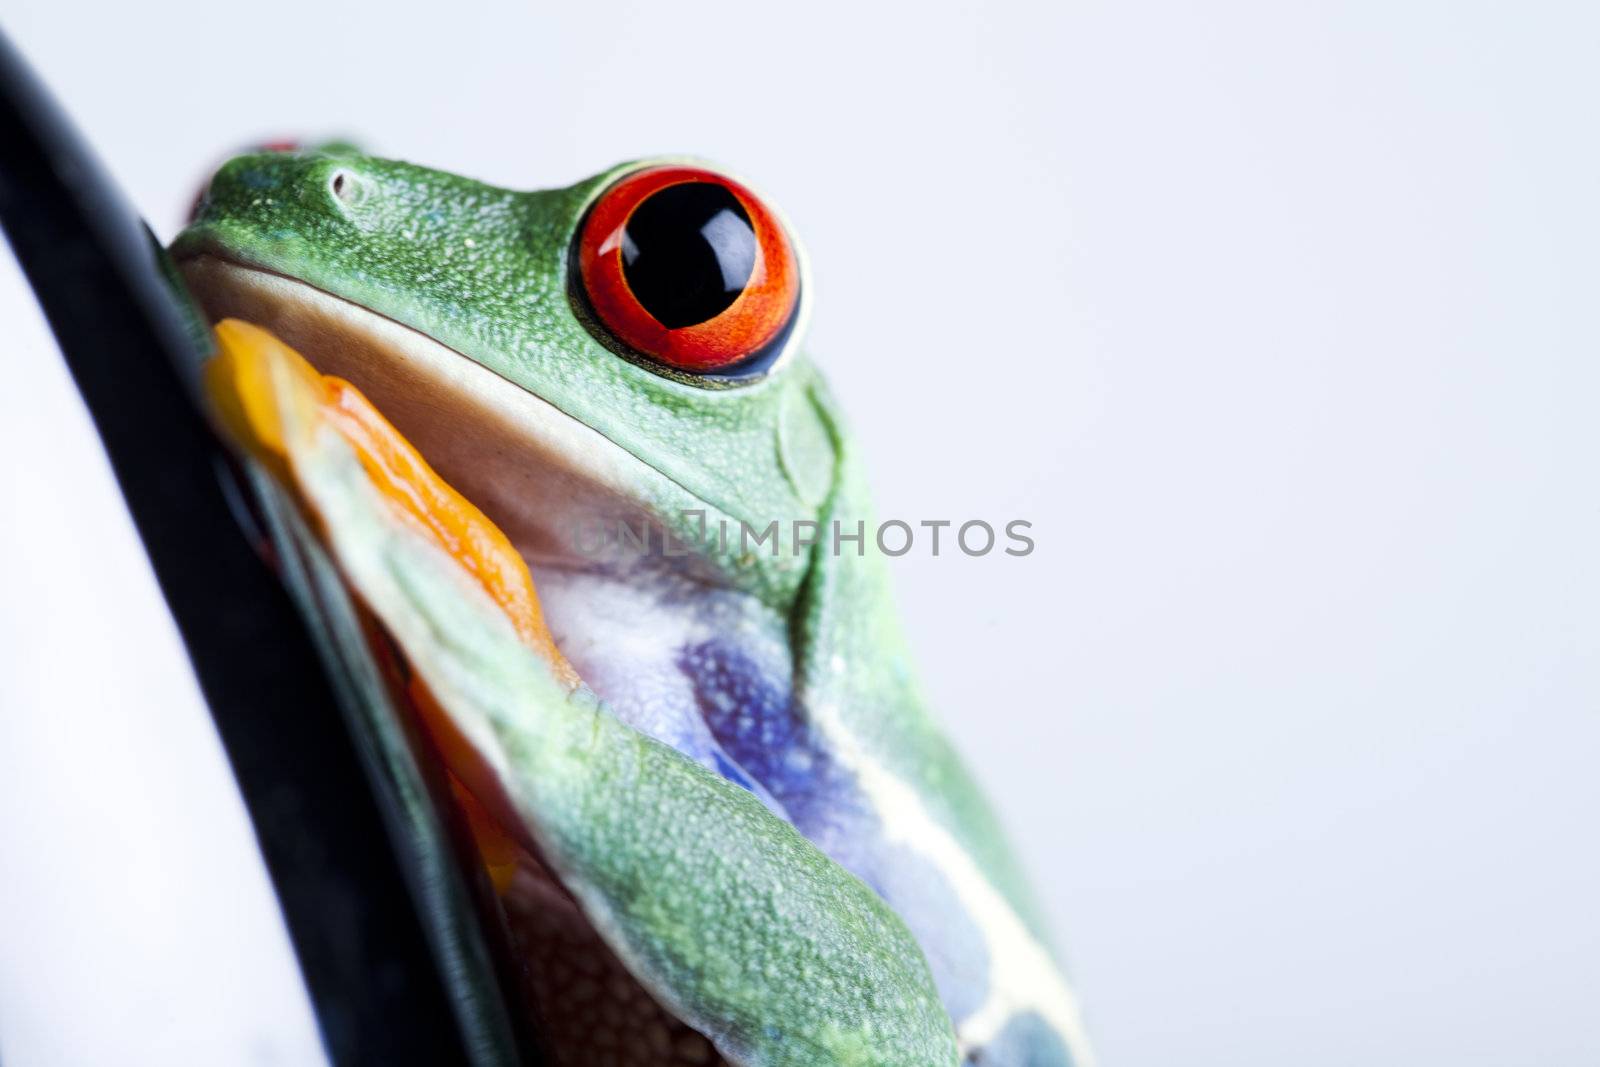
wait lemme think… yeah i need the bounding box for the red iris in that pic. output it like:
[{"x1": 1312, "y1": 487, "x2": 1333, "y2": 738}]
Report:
[{"x1": 576, "y1": 165, "x2": 799, "y2": 373}]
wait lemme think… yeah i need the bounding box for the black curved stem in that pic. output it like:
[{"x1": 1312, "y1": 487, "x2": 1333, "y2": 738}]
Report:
[{"x1": 0, "y1": 28, "x2": 530, "y2": 1067}]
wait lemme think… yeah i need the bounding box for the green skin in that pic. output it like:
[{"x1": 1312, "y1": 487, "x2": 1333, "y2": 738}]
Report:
[{"x1": 172, "y1": 148, "x2": 1090, "y2": 1067}]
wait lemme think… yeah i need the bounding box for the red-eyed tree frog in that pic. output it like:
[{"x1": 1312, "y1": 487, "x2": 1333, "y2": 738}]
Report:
[{"x1": 172, "y1": 146, "x2": 1091, "y2": 1067}]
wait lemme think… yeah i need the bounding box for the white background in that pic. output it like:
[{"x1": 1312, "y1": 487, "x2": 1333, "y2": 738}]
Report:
[{"x1": 2, "y1": 1, "x2": 1597, "y2": 1064}]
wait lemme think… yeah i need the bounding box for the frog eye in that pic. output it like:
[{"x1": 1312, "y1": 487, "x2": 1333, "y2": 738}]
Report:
[{"x1": 575, "y1": 165, "x2": 800, "y2": 375}]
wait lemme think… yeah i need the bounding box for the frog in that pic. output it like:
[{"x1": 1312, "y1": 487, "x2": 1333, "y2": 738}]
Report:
[{"x1": 171, "y1": 144, "x2": 1092, "y2": 1067}]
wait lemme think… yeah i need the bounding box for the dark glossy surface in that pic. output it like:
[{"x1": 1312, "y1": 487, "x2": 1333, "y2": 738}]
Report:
[
  {"x1": 0, "y1": 29, "x2": 531, "y2": 1067},
  {"x1": 622, "y1": 181, "x2": 755, "y2": 328}
]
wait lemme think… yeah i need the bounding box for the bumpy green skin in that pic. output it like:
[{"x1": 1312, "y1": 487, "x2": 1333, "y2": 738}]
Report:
[
  {"x1": 797, "y1": 409, "x2": 1054, "y2": 939},
  {"x1": 175, "y1": 151, "x2": 826, "y2": 607},
  {"x1": 174, "y1": 148, "x2": 1086, "y2": 1065}
]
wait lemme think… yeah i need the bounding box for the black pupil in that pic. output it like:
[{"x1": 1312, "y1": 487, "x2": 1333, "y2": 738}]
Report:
[{"x1": 620, "y1": 182, "x2": 756, "y2": 329}]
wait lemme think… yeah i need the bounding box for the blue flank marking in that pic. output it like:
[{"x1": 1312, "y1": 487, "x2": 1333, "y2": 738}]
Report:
[
  {"x1": 678, "y1": 637, "x2": 996, "y2": 1024},
  {"x1": 711, "y1": 750, "x2": 758, "y2": 795},
  {"x1": 676, "y1": 639, "x2": 852, "y2": 827}
]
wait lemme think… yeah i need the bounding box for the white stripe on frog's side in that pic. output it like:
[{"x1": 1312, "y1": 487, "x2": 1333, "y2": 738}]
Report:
[{"x1": 806, "y1": 692, "x2": 1095, "y2": 1065}]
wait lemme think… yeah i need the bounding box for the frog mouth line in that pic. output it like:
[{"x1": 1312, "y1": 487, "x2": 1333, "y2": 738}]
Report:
[{"x1": 176, "y1": 254, "x2": 724, "y2": 579}]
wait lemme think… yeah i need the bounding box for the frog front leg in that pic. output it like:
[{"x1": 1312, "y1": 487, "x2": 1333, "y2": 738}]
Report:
[{"x1": 295, "y1": 420, "x2": 960, "y2": 1067}]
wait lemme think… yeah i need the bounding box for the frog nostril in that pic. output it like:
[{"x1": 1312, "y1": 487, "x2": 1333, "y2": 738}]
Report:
[{"x1": 328, "y1": 168, "x2": 364, "y2": 209}]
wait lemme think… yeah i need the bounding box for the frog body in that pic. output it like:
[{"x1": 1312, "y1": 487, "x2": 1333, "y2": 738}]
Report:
[{"x1": 173, "y1": 147, "x2": 1090, "y2": 1067}]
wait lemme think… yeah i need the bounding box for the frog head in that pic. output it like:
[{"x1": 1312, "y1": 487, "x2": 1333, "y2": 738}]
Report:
[{"x1": 172, "y1": 146, "x2": 839, "y2": 618}]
